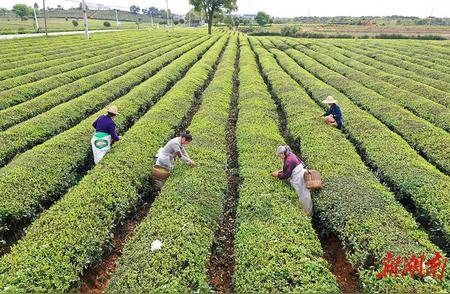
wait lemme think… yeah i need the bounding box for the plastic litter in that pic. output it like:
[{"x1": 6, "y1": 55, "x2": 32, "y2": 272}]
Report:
[{"x1": 151, "y1": 239, "x2": 162, "y2": 252}]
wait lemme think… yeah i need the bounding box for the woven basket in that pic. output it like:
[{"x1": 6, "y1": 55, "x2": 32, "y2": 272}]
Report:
[
  {"x1": 325, "y1": 115, "x2": 336, "y2": 124},
  {"x1": 152, "y1": 165, "x2": 171, "y2": 182},
  {"x1": 304, "y1": 170, "x2": 322, "y2": 190}
]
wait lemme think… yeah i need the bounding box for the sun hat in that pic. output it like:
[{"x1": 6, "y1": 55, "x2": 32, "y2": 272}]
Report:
[
  {"x1": 107, "y1": 105, "x2": 120, "y2": 115},
  {"x1": 322, "y1": 96, "x2": 337, "y2": 104}
]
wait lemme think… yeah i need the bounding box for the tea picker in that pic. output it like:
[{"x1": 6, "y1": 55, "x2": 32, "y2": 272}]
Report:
[
  {"x1": 271, "y1": 145, "x2": 318, "y2": 216},
  {"x1": 152, "y1": 131, "x2": 196, "y2": 187},
  {"x1": 322, "y1": 96, "x2": 343, "y2": 129},
  {"x1": 91, "y1": 106, "x2": 121, "y2": 164}
]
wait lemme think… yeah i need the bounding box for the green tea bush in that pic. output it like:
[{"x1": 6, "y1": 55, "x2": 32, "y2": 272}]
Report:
[
  {"x1": 0, "y1": 36, "x2": 215, "y2": 241},
  {"x1": 233, "y1": 36, "x2": 339, "y2": 293},
  {"x1": 295, "y1": 42, "x2": 450, "y2": 131},
  {"x1": 335, "y1": 42, "x2": 450, "y2": 93},
  {"x1": 280, "y1": 41, "x2": 450, "y2": 174},
  {"x1": 0, "y1": 34, "x2": 226, "y2": 293},
  {"x1": 108, "y1": 34, "x2": 236, "y2": 293},
  {"x1": 251, "y1": 37, "x2": 449, "y2": 292},
  {"x1": 0, "y1": 37, "x2": 205, "y2": 167},
  {"x1": 0, "y1": 36, "x2": 193, "y2": 130}
]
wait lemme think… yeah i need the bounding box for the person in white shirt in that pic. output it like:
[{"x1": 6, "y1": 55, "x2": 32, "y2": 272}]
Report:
[{"x1": 155, "y1": 131, "x2": 196, "y2": 171}]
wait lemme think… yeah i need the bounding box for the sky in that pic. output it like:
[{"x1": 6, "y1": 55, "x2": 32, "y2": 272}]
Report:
[{"x1": 2, "y1": 0, "x2": 449, "y2": 18}]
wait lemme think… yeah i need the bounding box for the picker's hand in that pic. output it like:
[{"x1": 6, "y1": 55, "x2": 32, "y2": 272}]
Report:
[{"x1": 271, "y1": 170, "x2": 280, "y2": 177}]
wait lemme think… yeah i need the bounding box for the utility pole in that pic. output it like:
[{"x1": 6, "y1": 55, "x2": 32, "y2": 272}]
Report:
[
  {"x1": 115, "y1": 9, "x2": 119, "y2": 29},
  {"x1": 42, "y1": 0, "x2": 48, "y2": 36},
  {"x1": 33, "y1": 3, "x2": 39, "y2": 31},
  {"x1": 82, "y1": 0, "x2": 89, "y2": 39},
  {"x1": 150, "y1": 11, "x2": 154, "y2": 27},
  {"x1": 200, "y1": 9, "x2": 203, "y2": 25},
  {"x1": 188, "y1": 0, "x2": 191, "y2": 27},
  {"x1": 166, "y1": 0, "x2": 170, "y2": 27},
  {"x1": 429, "y1": 8, "x2": 434, "y2": 26}
]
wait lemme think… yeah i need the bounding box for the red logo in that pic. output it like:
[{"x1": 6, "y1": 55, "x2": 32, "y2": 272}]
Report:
[{"x1": 376, "y1": 251, "x2": 447, "y2": 281}]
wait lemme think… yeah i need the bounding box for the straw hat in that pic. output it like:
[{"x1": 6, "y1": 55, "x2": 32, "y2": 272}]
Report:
[
  {"x1": 322, "y1": 96, "x2": 337, "y2": 104},
  {"x1": 107, "y1": 105, "x2": 120, "y2": 115}
]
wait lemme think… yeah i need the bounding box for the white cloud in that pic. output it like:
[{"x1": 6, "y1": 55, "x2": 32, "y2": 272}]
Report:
[{"x1": 1, "y1": 0, "x2": 449, "y2": 18}]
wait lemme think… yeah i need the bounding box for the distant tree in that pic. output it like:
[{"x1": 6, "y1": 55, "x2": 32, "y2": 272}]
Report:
[
  {"x1": 238, "y1": 17, "x2": 250, "y2": 26},
  {"x1": 12, "y1": 4, "x2": 32, "y2": 20},
  {"x1": 174, "y1": 20, "x2": 179, "y2": 25},
  {"x1": 33, "y1": 3, "x2": 38, "y2": 9},
  {"x1": 223, "y1": 14, "x2": 232, "y2": 27},
  {"x1": 78, "y1": 2, "x2": 88, "y2": 10},
  {"x1": 190, "y1": 0, "x2": 237, "y2": 34},
  {"x1": 213, "y1": 10, "x2": 225, "y2": 25},
  {"x1": 160, "y1": 9, "x2": 171, "y2": 20},
  {"x1": 179, "y1": 18, "x2": 185, "y2": 24},
  {"x1": 72, "y1": 19, "x2": 79, "y2": 27},
  {"x1": 56, "y1": 5, "x2": 63, "y2": 10},
  {"x1": 255, "y1": 11, "x2": 271, "y2": 26},
  {"x1": 185, "y1": 8, "x2": 201, "y2": 24},
  {"x1": 281, "y1": 25, "x2": 298, "y2": 36},
  {"x1": 130, "y1": 5, "x2": 140, "y2": 15},
  {"x1": 148, "y1": 7, "x2": 162, "y2": 17},
  {"x1": 0, "y1": 8, "x2": 9, "y2": 16},
  {"x1": 141, "y1": 8, "x2": 148, "y2": 15},
  {"x1": 103, "y1": 21, "x2": 111, "y2": 27}
]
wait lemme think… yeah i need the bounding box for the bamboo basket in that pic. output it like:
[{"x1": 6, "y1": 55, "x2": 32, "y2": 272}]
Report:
[
  {"x1": 304, "y1": 170, "x2": 322, "y2": 190},
  {"x1": 152, "y1": 165, "x2": 171, "y2": 182}
]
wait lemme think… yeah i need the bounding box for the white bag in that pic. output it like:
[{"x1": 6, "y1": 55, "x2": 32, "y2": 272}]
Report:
[
  {"x1": 91, "y1": 132, "x2": 112, "y2": 164},
  {"x1": 289, "y1": 164, "x2": 313, "y2": 216}
]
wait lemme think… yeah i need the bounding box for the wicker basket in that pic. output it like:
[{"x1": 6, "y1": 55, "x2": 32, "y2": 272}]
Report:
[
  {"x1": 325, "y1": 115, "x2": 336, "y2": 124},
  {"x1": 152, "y1": 165, "x2": 171, "y2": 182},
  {"x1": 304, "y1": 170, "x2": 322, "y2": 190}
]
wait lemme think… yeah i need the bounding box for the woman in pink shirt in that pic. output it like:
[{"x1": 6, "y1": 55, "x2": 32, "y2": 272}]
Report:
[{"x1": 272, "y1": 146, "x2": 313, "y2": 216}]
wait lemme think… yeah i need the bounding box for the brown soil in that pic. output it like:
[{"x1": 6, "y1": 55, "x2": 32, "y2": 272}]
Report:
[
  {"x1": 208, "y1": 42, "x2": 240, "y2": 293},
  {"x1": 208, "y1": 174, "x2": 239, "y2": 292},
  {"x1": 0, "y1": 229, "x2": 23, "y2": 257},
  {"x1": 322, "y1": 235, "x2": 360, "y2": 293},
  {"x1": 79, "y1": 201, "x2": 151, "y2": 293}
]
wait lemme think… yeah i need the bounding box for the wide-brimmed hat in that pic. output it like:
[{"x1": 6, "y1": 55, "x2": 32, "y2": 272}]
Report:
[
  {"x1": 107, "y1": 105, "x2": 120, "y2": 115},
  {"x1": 322, "y1": 96, "x2": 337, "y2": 104}
]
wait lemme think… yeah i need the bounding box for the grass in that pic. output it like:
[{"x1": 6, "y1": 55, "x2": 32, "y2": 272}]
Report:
[{"x1": 0, "y1": 17, "x2": 172, "y2": 34}]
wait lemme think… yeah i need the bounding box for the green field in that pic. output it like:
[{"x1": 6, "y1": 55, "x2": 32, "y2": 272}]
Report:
[
  {"x1": 0, "y1": 30, "x2": 448, "y2": 292},
  {"x1": 243, "y1": 23, "x2": 450, "y2": 39},
  {"x1": 0, "y1": 16, "x2": 168, "y2": 34}
]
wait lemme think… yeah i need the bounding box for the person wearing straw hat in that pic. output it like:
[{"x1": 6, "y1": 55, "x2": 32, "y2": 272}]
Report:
[
  {"x1": 271, "y1": 145, "x2": 313, "y2": 216},
  {"x1": 91, "y1": 105, "x2": 122, "y2": 164},
  {"x1": 322, "y1": 96, "x2": 343, "y2": 129}
]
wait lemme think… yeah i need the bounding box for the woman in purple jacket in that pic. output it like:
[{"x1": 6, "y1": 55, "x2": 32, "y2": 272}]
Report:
[
  {"x1": 271, "y1": 146, "x2": 313, "y2": 216},
  {"x1": 91, "y1": 106, "x2": 121, "y2": 164}
]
